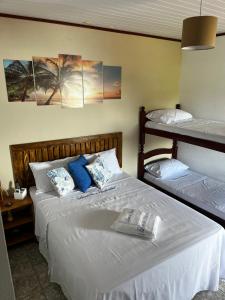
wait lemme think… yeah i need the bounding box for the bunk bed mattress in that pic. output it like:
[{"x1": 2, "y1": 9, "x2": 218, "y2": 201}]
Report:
[
  {"x1": 31, "y1": 173, "x2": 225, "y2": 300},
  {"x1": 144, "y1": 170, "x2": 225, "y2": 221},
  {"x1": 145, "y1": 119, "x2": 225, "y2": 144}
]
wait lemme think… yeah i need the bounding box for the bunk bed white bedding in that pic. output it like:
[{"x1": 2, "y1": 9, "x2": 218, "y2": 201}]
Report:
[
  {"x1": 144, "y1": 170, "x2": 225, "y2": 221},
  {"x1": 30, "y1": 173, "x2": 225, "y2": 300},
  {"x1": 145, "y1": 119, "x2": 225, "y2": 143}
]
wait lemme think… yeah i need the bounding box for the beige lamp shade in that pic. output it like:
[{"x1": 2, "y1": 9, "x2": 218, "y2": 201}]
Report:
[{"x1": 181, "y1": 16, "x2": 218, "y2": 50}]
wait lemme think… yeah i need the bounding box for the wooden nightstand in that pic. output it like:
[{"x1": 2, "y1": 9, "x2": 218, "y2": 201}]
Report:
[{"x1": 0, "y1": 196, "x2": 35, "y2": 247}]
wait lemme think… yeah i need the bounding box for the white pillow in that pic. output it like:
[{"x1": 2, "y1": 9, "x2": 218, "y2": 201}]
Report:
[
  {"x1": 111, "y1": 208, "x2": 161, "y2": 240},
  {"x1": 145, "y1": 159, "x2": 189, "y2": 180},
  {"x1": 47, "y1": 167, "x2": 75, "y2": 197},
  {"x1": 86, "y1": 157, "x2": 113, "y2": 189},
  {"x1": 29, "y1": 156, "x2": 78, "y2": 193},
  {"x1": 85, "y1": 148, "x2": 122, "y2": 175},
  {"x1": 146, "y1": 109, "x2": 192, "y2": 124}
]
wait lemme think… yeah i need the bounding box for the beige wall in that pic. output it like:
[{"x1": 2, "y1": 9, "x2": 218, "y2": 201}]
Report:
[
  {"x1": 0, "y1": 17, "x2": 181, "y2": 187},
  {"x1": 179, "y1": 37, "x2": 225, "y2": 181}
]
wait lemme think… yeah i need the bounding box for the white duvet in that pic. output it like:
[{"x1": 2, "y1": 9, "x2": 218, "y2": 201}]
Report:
[
  {"x1": 31, "y1": 173, "x2": 225, "y2": 300},
  {"x1": 144, "y1": 169, "x2": 225, "y2": 221},
  {"x1": 145, "y1": 118, "x2": 225, "y2": 144}
]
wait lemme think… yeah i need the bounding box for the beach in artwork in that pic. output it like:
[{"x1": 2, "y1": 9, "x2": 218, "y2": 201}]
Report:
[
  {"x1": 59, "y1": 54, "x2": 84, "y2": 108},
  {"x1": 3, "y1": 59, "x2": 35, "y2": 102},
  {"x1": 103, "y1": 66, "x2": 121, "y2": 100},
  {"x1": 33, "y1": 57, "x2": 61, "y2": 105},
  {"x1": 82, "y1": 60, "x2": 103, "y2": 104}
]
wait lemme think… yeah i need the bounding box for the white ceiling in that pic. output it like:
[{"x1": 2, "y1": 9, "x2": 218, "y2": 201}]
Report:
[{"x1": 1, "y1": 0, "x2": 225, "y2": 39}]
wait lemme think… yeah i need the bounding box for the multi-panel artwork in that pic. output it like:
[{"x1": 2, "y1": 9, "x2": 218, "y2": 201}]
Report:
[
  {"x1": 33, "y1": 57, "x2": 61, "y2": 106},
  {"x1": 59, "y1": 54, "x2": 84, "y2": 108},
  {"x1": 3, "y1": 59, "x2": 35, "y2": 102},
  {"x1": 83, "y1": 60, "x2": 103, "y2": 104},
  {"x1": 3, "y1": 55, "x2": 122, "y2": 107},
  {"x1": 103, "y1": 66, "x2": 122, "y2": 100}
]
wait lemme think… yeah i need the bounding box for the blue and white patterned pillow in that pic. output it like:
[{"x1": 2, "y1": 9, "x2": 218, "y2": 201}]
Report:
[
  {"x1": 47, "y1": 167, "x2": 75, "y2": 196},
  {"x1": 86, "y1": 157, "x2": 112, "y2": 189}
]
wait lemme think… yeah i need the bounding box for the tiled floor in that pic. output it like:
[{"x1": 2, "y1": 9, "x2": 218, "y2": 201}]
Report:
[
  {"x1": 8, "y1": 241, "x2": 66, "y2": 300},
  {"x1": 8, "y1": 241, "x2": 225, "y2": 300}
]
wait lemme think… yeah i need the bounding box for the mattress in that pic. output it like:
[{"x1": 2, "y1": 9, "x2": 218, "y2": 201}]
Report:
[
  {"x1": 31, "y1": 172, "x2": 225, "y2": 300},
  {"x1": 145, "y1": 118, "x2": 225, "y2": 144},
  {"x1": 144, "y1": 169, "x2": 225, "y2": 221}
]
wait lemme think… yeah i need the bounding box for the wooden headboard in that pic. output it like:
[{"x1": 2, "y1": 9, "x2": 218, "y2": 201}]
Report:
[{"x1": 10, "y1": 132, "x2": 122, "y2": 188}]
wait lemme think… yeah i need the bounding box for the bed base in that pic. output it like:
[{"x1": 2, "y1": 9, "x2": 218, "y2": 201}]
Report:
[{"x1": 138, "y1": 105, "x2": 225, "y2": 228}]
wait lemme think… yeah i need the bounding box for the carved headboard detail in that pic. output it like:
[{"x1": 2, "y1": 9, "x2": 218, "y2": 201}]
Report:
[{"x1": 10, "y1": 132, "x2": 122, "y2": 188}]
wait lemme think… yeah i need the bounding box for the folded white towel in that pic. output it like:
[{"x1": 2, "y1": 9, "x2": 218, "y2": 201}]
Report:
[{"x1": 111, "y1": 208, "x2": 161, "y2": 240}]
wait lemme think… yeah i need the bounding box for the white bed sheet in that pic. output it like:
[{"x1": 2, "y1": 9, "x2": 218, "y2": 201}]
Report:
[
  {"x1": 144, "y1": 170, "x2": 225, "y2": 221},
  {"x1": 31, "y1": 173, "x2": 225, "y2": 300},
  {"x1": 145, "y1": 118, "x2": 225, "y2": 144}
]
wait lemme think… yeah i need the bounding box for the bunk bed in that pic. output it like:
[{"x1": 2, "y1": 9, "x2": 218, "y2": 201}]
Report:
[{"x1": 138, "y1": 105, "x2": 225, "y2": 227}]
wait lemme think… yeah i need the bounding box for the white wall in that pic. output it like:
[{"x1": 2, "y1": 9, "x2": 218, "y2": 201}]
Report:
[
  {"x1": 0, "y1": 17, "x2": 181, "y2": 188},
  {"x1": 179, "y1": 37, "x2": 225, "y2": 181},
  {"x1": 0, "y1": 214, "x2": 15, "y2": 300}
]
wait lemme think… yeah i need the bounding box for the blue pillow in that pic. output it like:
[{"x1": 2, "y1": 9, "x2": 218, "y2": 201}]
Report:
[{"x1": 68, "y1": 155, "x2": 92, "y2": 192}]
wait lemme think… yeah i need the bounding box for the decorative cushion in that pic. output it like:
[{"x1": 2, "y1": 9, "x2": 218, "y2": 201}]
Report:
[
  {"x1": 145, "y1": 158, "x2": 189, "y2": 179},
  {"x1": 47, "y1": 167, "x2": 75, "y2": 197},
  {"x1": 86, "y1": 157, "x2": 113, "y2": 189},
  {"x1": 84, "y1": 148, "x2": 122, "y2": 175},
  {"x1": 29, "y1": 156, "x2": 78, "y2": 193},
  {"x1": 111, "y1": 208, "x2": 161, "y2": 239},
  {"x1": 146, "y1": 109, "x2": 193, "y2": 124},
  {"x1": 68, "y1": 155, "x2": 92, "y2": 193},
  {"x1": 99, "y1": 148, "x2": 122, "y2": 175}
]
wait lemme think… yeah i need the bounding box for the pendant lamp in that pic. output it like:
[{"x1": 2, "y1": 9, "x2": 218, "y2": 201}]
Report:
[{"x1": 181, "y1": 0, "x2": 218, "y2": 50}]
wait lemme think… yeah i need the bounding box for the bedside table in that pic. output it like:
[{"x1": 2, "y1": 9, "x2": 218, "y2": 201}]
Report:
[{"x1": 0, "y1": 196, "x2": 35, "y2": 247}]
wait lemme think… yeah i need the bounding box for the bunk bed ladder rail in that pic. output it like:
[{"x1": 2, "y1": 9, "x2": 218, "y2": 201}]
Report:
[
  {"x1": 138, "y1": 106, "x2": 146, "y2": 179},
  {"x1": 138, "y1": 106, "x2": 178, "y2": 180}
]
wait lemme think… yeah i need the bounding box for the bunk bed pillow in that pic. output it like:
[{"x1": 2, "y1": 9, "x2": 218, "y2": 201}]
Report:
[
  {"x1": 145, "y1": 159, "x2": 189, "y2": 180},
  {"x1": 146, "y1": 109, "x2": 193, "y2": 124}
]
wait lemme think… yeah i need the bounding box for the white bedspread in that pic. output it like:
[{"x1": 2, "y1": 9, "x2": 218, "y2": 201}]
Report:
[
  {"x1": 31, "y1": 173, "x2": 225, "y2": 300},
  {"x1": 145, "y1": 118, "x2": 225, "y2": 144},
  {"x1": 144, "y1": 170, "x2": 225, "y2": 221}
]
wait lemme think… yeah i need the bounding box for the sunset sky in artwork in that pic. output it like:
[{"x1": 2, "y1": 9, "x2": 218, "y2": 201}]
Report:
[
  {"x1": 82, "y1": 60, "x2": 103, "y2": 104},
  {"x1": 103, "y1": 66, "x2": 121, "y2": 99},
  {"x1": 59, "y1": 54, "x2": 83, "y2": 108}
]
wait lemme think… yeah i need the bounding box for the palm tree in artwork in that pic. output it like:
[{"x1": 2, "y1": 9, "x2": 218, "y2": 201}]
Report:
[
  {"x1": 4, "y1": 60, "x2": 35, "y2": 102},
  {"x1": 59, "y1": 55, "x2": 78, "y2": 85},
  {"x1": 33, "y1": 55, "x2": 83, "y2": 105},
  {"x1": 33, "y1": 58, "x2": 61, "y2": 105}
]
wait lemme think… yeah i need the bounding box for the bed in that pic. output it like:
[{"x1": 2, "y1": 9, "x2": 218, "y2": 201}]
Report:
[
  {"x1": 144, "y1": 166, "x2": 225, "y2": 227},
  {"x1": 10, "y1": 133, "x2": 225, "y2": 300},
  {"x1": 138, "y1": 105, "x2": 225, "y2": 226},
  {"x1": 145, "y1": 118, "x2": 225, "y2": 145}
]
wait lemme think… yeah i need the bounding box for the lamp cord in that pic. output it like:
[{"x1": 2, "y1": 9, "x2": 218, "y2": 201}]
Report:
[{"x1": 200, "y1": 0, "x2": 203, "y2": 16}]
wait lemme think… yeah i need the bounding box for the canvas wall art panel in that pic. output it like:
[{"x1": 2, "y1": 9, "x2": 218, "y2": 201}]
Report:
[
  {"x1": 33, "y1": 57, "x2": 61, "y2": 105},
  {"x1": 103, "y1": 66, "x2": 121, "y2": 100},
  {"x1": 82, "y1": 60, "x2": 103, "y2": 104},
  {"x1": 3, "y1": 59, "x2": 35, "y2": 102},
  {"x1": 59, "y1": 54, "x2": 84, "y2": 108}
]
